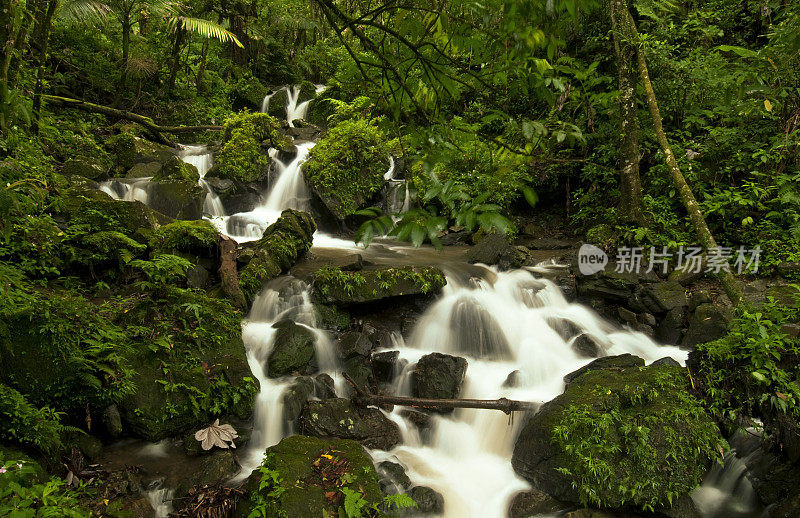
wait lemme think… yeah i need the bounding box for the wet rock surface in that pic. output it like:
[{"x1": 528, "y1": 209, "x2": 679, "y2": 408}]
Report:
[
  {"x1": 410, "y1": 353, "x2": 468, "y2": 408},
  {"x1": 298, "y1": 398, "x2": 402, "y2": 450}
]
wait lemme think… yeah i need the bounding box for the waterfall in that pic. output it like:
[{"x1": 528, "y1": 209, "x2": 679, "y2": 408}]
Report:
[
  {"x1": 219, "y1": 142, "x2": 315, "y2": 242},
  {"x1": 145, "y1": 482, "x2": 174, "y2": 518},
  {"x1": 99, "y1": 177, "x2": 153, "y2": 204},
  {"x1": 285, "y1": 85, "x2": 311, "y2": 127},
  {"x1": 178, "y1": 144, "x2": 225, "y2": 218},
  {"x1": 368, "y1": 265, "x2": 689, "y2": 518},
  {"x1": 234, "y1": 277, "x2": 344, "y2": 480}
]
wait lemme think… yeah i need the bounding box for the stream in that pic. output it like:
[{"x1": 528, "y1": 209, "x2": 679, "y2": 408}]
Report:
[{"x1": 99, "y1": 86, "x2": 761, "y2": 517}]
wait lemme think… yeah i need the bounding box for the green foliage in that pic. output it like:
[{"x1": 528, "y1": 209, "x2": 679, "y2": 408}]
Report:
[
  {"x1": 303, "y1": 114, "x2": 391, "y2": 219},
  {"x1": 314, "y1": 265, "x2": 367, "y2": 298},
  {"x1": 0, "y1": 385, "x2": 64, "y2": 453},
  {"x1": 697, "y1": 288, "x2": 800, "y2": 420},
  {"x1": 551, "y1": 366, "x2": 724, "y2": 510},
  {"x1": 0, "y1": 460, "x2": 91, "y2": 518},
  {"x1": 130, "y1": 254, "x2": 194, "y2": 290}
]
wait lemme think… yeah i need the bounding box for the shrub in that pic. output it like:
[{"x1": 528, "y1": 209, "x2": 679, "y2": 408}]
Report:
[{"x1": 0, "y1": 384, "x2": 64, "y2": 453}]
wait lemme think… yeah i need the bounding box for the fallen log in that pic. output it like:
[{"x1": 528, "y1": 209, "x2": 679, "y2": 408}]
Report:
[
  {"x1": 342, "y1": 373, "x2": 536, "y2": 415},
  {"x1": 41, "y1": 95, "x2": 223, "y2": 146}
]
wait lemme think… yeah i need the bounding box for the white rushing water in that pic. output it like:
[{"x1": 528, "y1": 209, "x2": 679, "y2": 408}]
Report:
[
  {"x1": 99, "y1": 177, "x2": 153, "y2": 204},
  {"x1": 178, "y1": 144, "x2": 225, "y2": 218},
  {"x1": 144, "y1": 482, "x2": 174, "y2": 518},
  {"x1": 259, "y1": 85, "x2": 313, "y2": 127}
]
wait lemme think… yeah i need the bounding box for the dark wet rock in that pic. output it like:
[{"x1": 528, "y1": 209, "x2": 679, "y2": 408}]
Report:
[
  {"x1": 378, "y1": 461, "x2": 412, "y2": 491},
  {"x1": 655, "y1": 306, "x2": 686, "y2": 344},
  {"x1": 313, "y1": 373, "x2": 337, "y2": 399},
  {"x1": 638, "y1": 312, "x2": 656, "y2": 327},
  {"x1": 236, "y1": 435, "x2": 383, "y2": 518},
  {"x1": 314, "y1": 303, "x2": 352, "y2": 331},
  {"x1": 503, "y1": 370, "x2": 521, "y2": 388},
  {"x1": 64, "y1": 156, "x2": 108, "y2": 180},
  {"x1": 634, "y1": 322, "x2": 655, "y2": 336},
  {"x1": 344, "y1": 356, "x2": 373, "y2": 389},
  {"x1": 186, "y1": 264, "x2": 210, "y2": 289},
  {"x1": 299, "y1": 398, "x2": 401, "y2": 450},
  {"x1": 372, "y1": 350, "x2": 401, "y2": 384},
  {"x1": 508, "y1": 489, "x2": 564, "y2": 517},
  {"x1": 547, "y1": 318, "x2": 581, "y2": 341},
  {"x1": 337, "y1": 331, "x2": 373, "y2": 359},
  {"x1": 267, "y1": 320, "x2": 316, "y2": 378},
  {"x1": 238, "y1": 209, "x2": 316, "y2": 303},
  {"x1": 283, "y1": 376, "x2": 316, "y2": 421},
  {"x1": 439, "y1": 229, "x2": 473, "y2": 246},
  {"x1": 126, "y1": 161, "x2": 162, "y2": 178},
  {"x1": 572, "y1": 334, "x2": 602, "y2": 358},
  {"x1": 689, "y1": 289, "x2": 713, "y2": 311},
  {"x1": 399, "y1": 408, "x2": 433, "y2": 435},
  {"x1": 146, "y1": 179, "x2": 205, "y2": 220},
  {"x1": 406, "y1": 486, "x2": 445, "y2": 515},
  {"x1": 512, "y1": 364, "x2": 722, "y2": 511},
  {"x1": 563, "y1": 353, "x2": 644, "y2": 385},
  {"x1": 102, "y1": 404, "x2": 123, "y2": 438},
  {"x1": 741, "y1": 441, "x2": 800, "y2": 515},
  {"x1": 313, "y1": 266, "x2": 446, "y2": 306},
  {"x1": 636, "y1": 281, "x2": 688, "y2": 314},
  {"x1": 174, "y1": 450, "x2": 238, "y2": 499},
  {"x1": 340, "y1": 253, "x2": 367, "y2": 271},
  {"x1": 467, "y1": 232, "x2": 530, "y2": 269},
  {"x1": 617, "y1": 306, "x2": 637, "y2": 325},
  {"x1": 681, "y1": 303, "x2": 733, "y2": 346},
  {"x1": 411, "y1": 353, "x2": 468, "y2": 410},
  {"x1": 576, "y1": 266, "x2": 658, "y2": 304}
]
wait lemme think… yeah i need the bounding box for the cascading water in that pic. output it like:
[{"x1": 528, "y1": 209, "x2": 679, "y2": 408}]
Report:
[
  {"x1": 369, "y1": 265, "x2": 689, "y2": 517},
  {"x1": 219, "y1": 142, "x2": 315, "y2": 242},
  {"x1": 235, "y1": 277, "x2": 345, "y2": 479},
  {"x1": 144, "y1": 481, "x2": 174, "y2": 518},
  {"x1": 178, "y1": 144, "x2": 225, "y2": 218},
  {"x1": 99, "y1": 177, "x2": 153, "y2": 204},
  {"x1": 285, "y1": 85, "x2": 311, "y2": 127}
]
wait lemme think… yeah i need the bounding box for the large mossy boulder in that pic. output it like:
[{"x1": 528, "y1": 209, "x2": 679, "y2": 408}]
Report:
[
  {"x1": 236, "y1": 435, "x2": 383, "y2": 518},
  {"x1": 154, "y1": 155, "x2": 200, "y2": 183},
  {"x1": 58, "y1": 188, "x2": 171, "y2": 240},
  {"x1": 238, "y1": 209, "x2": 316, "y2": 302},
  {"x1": 209, "y1": 112, "x2": 288, "y2": 184},
  {"x1": 146, "y1": 180, "x2": 205, "y2": 220},
  {"x1": 312, "y1": 265, "x2": 446, "y2": 305},
  {"x1": 267, "y1": 320, "x2": 316, "y2": 377},
  {"x1": 63, "y1": 155, "x2": 108, "y2": 180},
  {"x1": 148, "y1": 220, "x2": 219, "y2": 257},
  {"x1": 107, "y1": 132, "x2": 175, "y2": 171},
  {"x1": 411, "y1": 353, "x2": 468, "y2": 411},
  {"x1": 302, "y1": 117, "x2": 390, "y2": 222},
  {"x1": 681, "y1": 303, "x2": 733, "y2": 346},
  {"x1": 299, "y1": 398, "x2": 402, "y2": 450},
  {"x1": 511, "y1": 364, "x2": 724, "y2": 512},
  {"x1": 230, "y1": 75, "x2": 269, "y2": 111}
]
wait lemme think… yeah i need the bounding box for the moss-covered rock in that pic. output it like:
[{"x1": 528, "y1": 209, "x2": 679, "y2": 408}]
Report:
[
  {"x1": 211, "y1": 112, "x2": 288, "y2": 184},
  {"x1": 302, "y1": 117, "x2": 390, "y2": 221},
  {"x1": 299, "y1": 398, "x2": 402, "y2": 450},
  {"x1": 148, "y1": 220, "x2": 220, "y2": 256},
  {"x1": 146, "y1": 180, "x2": 206, "y2": 221},
  {"x1": 236, "y1": 435, "x2": 383, "y2": 518},
  {"x1": 267, "y1": 320, "x2": 316, "y2": 377},
  {"x1": 230, "y1": 75, "x2": 269, "y2": 111},
  {"x1": 59, "y1": 189, "x2": 171, "y2": 240},
  {"x1": 63, "y1": 156, "x2": 108, "y2": 180},
  {"x1": 154, "y1": 155, "x2": 200, "y2": 183},
  {"x1": 312, "y1": 265, "x2": 446, "y2": 305},
  {"x1": 107, "y1": 132, "x2": 174, "y2": 171},
  {"x1": 511, "y1": 364, "x2": 724, "y2": 511},
  {"x1": 126, "y1": 161, "x2": 162, "y2": 178},
  {"x1": 239, "y1": 210, "x2": 316, "y2": 302}
]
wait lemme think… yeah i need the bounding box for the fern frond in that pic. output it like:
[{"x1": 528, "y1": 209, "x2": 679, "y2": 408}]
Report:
[
  {"x1": 58, "y1": 0, "x2": 110, "y2": 22},
  {"x1": 172, "y1": 16, "x2": 244, "y2": 47}
]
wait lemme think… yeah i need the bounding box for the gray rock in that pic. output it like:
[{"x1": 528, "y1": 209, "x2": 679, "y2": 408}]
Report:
[
  {"x1": 651, "y1": 356, "x2": 681, "y2": 367},
  {"x1": 298, "y1": 398, "x2": 401, "y2": 450},
  {"x1": 467, "y1": 232, "x2": 530, "y2": 270},
  {"x1": 378, "y1": 461, "x2": 411, "y2": 491},
  {"x1": 406, "y1": 486, "x2": 444, "y2": 515},
  {"x1": 689, "y1": 289, "x2": 713, "y2": 312},
  {"x1": 527, "y1": 238, "x2": 572, "y2": 250},
  {"x1": 781, "y1": 323, "x2": 800, "y2": 338},
  {"x1": 283, "y1": 376, "x2": 316, "y2": 421},
  {"x1": 313, "y1": 373, "x2": 337, "y2": 399},
  {"x1": 372, "y1": 350, "x2": 401, "y2": 384},
  {"x1": 337, "y1": 331, "x2": 373, "y2": 359},
  {"x1": 617, "y1": 306, "x2": 637, "y2": 325},
  {"x1": 572, "y1": 334, "x2": 602, "y2": 358},
  {"x1": 102, "y1": 404, "x2": 123, "y2": 438},
  {"x1": 637, "y1": 281, "x2": 688, "y2": 314},
  {"x1": 655, "y1": 306, "x2": 686, "y2": 344},
  {"x1": 638, "y1": 312, "x2": 657, "y2": 327},
  {"x1": 508, "y1": 489, "x2": 563, "y2": 517},
  {"x1": 503, "y1": 370, "x2": 521, "y2": 388}
]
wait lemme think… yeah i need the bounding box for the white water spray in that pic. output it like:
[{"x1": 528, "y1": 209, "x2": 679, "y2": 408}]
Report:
[{"x1": 179, "y1": 144, "x2": 225, "y2": 218}]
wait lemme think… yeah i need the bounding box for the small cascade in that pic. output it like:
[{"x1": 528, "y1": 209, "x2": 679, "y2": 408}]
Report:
[
  {"x1": 218, "y1": 142, "x2": 315, "y2": 242},
  {"x1": 235, "y1": 277, "x2": 344, "y2": 479},
  {"x1": 99, "y1": 177, "x2": 153, "y2": 204},
  {"x1": 369, "y1": 265, "x2": 689, "y2": 518},
  {"x1": 285, "y1": 85, "x2": 311, "y2": 127},
  {"x1": 383, "y1": 155, "x2": 411, "y2": 215},
  {"x1": 178, "y1": 144, "x2": 225, "y2": 218},
  {"x1": 145, "y1": 481, "x2": 174, "y2": 518}
]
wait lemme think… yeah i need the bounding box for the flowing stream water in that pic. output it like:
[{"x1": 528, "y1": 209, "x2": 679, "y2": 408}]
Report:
[{"x1": 97, "y1": 90, "x2": 760, "y2": 517}]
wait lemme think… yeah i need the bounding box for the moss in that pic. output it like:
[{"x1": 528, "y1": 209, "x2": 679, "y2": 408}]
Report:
[
  {"x1": 230, "y1": 75, "x2": 269, "y2": 110},
  {"x1": 106, "y1": 132, "x2": 174, "y2": 171},
  {"x1": 514, "y1": 365, "x2": 724, "y2": 511},
  {"x1": 153, "y1": 155, "x2": 200, "y2": 183},
  {"x1": 313, "y1": 265, "x2": 447, "y2": 305},
  {"x1": 239, "y1": 209, "x2": 316, "y2": 302},
  {"x1": 149, "y1": 220, "x2": 219, "y2": 254},
  {"x1": 213, "y1": 112, "x2": 287, "y2": 184},
  {"x1": 314, "y1": 303, "x2": 352, "y2": 331},
  {"x1": 239, "y1": 435, "x2": 383, "y2": 518},
  {"x1": 302, "y1": 117, "x2": 390, "y2": 220}
]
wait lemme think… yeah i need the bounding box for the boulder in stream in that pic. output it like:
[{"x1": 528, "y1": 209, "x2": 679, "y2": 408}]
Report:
[
  {"x1": 410, "y1": 352, "x2": 468, "y2": 411},
  {"x1": 467, "y1": 231, "x2": 530, "y2": 269},
  {"x1": 238, "y1": 209, "x2": 316, "y2": 302},
  {"x1": 236, "y1": 435, "x2": 383, "y2": 518},
  {"x1": 312, "y1": 265, "x2": 446, "y2": 305},
  {"x1": 512, "y1": 363, "x2": 724, "y2": 511},
  {"x1": 299, "y1": 397, "x2": 402, "y2": 450},
  {"x1": 267, "y1": 320, "x2": 316, "y2": 378}
]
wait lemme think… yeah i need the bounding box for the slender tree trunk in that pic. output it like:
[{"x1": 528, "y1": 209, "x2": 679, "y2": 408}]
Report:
[
  {"x1": 166, "y1": 28, "x2": 186, "y2": 94},
  {"x1": 31, "y1": 0, "x2": 57, "y2": 134},
  {"x1": 624, "y1": 10, "x2": 744, "y2": 306},
  {"x1": 196, "y1": 38, "x2": 209, "y2": 92},
  {"x1": 119, "y1": 16, "x2": 132, "y2": 92},
  {"x1": 610, "y1": 0, "x2": 643, "y2": 224}
]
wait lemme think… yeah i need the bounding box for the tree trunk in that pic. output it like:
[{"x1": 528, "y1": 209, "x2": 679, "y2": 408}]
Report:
[
  {"x1": 196, "y1": 38, "x2": 209, "y2": 92},
  {"x1": 624, "y1": 10, "x2": 744, "y2": 306},
  {"x1": 119, "y1": 17, "x2": 132, "y2": 92},
  {"x1": 166, "y1": 28, "x2": 186, "y2": 94},
  {"x1": 31, "y1": 0, "x2": 57, "y2": 134},
  {"x1": 219, "y1": 235, "x2": 246, "y2": 310},
  {"x1": 610, "y1": 0, "x2": 643, "y2": 223}
]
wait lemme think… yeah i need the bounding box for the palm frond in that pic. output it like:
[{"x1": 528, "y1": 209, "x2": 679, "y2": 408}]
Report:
[
  {"x1": 58, "y1": 0, "x2": 110, "y2": 22},
  {"x1": 125, "y1": 54, "x2": 158, "y2": 79},
  {"x1": 172, "y1": 16, "x2": 244, "y2": 48}
]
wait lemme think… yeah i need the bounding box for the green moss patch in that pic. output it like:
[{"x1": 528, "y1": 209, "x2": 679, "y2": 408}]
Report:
[
  {"x1": 312, "y1": 265, "x2": 446, "y2": 305},
  {"x1": 149, "y1": 220, "x2": 219, "y2": 254},
  {"x1": 212, "y1": 112, "x2": 288, "y2": 184}
]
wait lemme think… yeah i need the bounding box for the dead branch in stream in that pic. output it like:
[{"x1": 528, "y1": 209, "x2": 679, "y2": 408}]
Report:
[
  {"x1": 342, "y1": 373, "x2": 536, "y2": 415},
  {"x1": 40, "y1": 95, "x2": 223, "y2": 146}
]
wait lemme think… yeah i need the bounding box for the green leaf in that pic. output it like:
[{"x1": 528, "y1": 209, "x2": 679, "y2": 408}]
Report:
[{"x1": 523, "y1": 186, "x2": 539, "y2": 208}]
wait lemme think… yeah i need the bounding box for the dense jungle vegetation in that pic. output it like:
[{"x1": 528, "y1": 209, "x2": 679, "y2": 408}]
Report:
[{"x1": 1, "y1": 0, "x2": 800, "y2": 515}]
